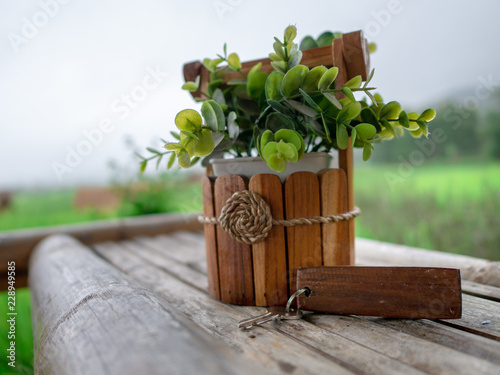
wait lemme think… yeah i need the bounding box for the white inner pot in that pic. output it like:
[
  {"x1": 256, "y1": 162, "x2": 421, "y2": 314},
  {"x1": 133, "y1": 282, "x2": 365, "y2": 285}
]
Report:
[{"x1": 210, "y1": 152, "x2": 332, "y2": 182}]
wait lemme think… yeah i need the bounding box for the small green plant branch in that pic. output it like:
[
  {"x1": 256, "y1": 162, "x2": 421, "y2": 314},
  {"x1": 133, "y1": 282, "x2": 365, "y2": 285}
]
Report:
[{"x1": 141, "y1": 25, "x2": 436, "y2": 173}]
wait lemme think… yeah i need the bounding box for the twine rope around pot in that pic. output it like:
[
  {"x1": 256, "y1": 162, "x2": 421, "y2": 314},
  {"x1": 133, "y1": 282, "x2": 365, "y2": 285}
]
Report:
[{"x1": 198, "y1": 190, "x2": 361, "y2": 245}]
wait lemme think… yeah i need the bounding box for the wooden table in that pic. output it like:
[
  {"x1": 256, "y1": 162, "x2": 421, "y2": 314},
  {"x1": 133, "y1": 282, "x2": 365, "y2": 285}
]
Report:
[{"x1": 29, "y1": 227, "x2": 500, "y2": 374}]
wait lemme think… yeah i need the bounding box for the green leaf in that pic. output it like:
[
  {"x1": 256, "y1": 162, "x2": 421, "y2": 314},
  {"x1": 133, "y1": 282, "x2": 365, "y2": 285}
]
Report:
[
  {"x1": 287, "y1": 100, "x2": 317, "y2": 117},
  {"x1": 140, "y1": 160, "x2": 147, "y2": 173},
  {"x1": 165, "y1": 142, "x2": 183, "y2": 151},
  {"x1": 299, "y1": 36, "x2": 318, "y2": 50},
  {"x1": 167, "y1": 152, "x2": 176, "y2": 169},
  {"x1": 323, "y1": 92, "x2": 342, "y2": 109},
  {"x1": 266, "y1": 153, "x2": 287, "y2": 172},
  {"x1": 175, "y1": 109, "x2": 202, "y2": 131},
  {"x1": 355, "y1": 123, "x2": 377, "y2": 140},
  {"x1": 398, "y1": 110, "x2": 410, "y2": 128},
  {"x1": 273, "y1": 42, "x2": 286, "y2": 59},
  {"x1": 193, "y1": 129, "x2": 214, "y2": 157},
  {"x1": 275, "y1": 129, "x2": 302, "y2": 151},
  {"x1": 318, "y1": 67, "x2": 339, "y2": 91},
  {"x1": 223, "y1": 43, "x2": 227, "y2": 57},
  {"x1": 248, "y1": 62, "x2": 262, "y2": 80},
  {"x1": 350, "y1": 128, "x2": 357, "y2": 147},
  {"x1": 227, "y1": 53, "x2": 241, "y2": 71},
  {"x1": 271, "y1": 61, "x2": 287, "y2": 73},
  {"x1": 180, "y1": 130, "x2": 199, "y2": 141},
  {"x1": 288, "y1": 49, "x2": 302, "y2": 69},
  {"x1": 280, "y1": 65, "x2": 309, "y2": 98},
  {"x1": 298, "y1": 88, "x2": 322, "y2": 112},
  {"x1": 265, "y1": 112, "x2": 295, "y2": 132},
  {"x1": 209, "y1": 58, "x2": 224, "y2": 71},
  {"x1": 381, "y1": 119, "x2": 397, "y2": 138},
  {"x1": 363, "y1": 143, "x2": 372, "y2": 161},
  {"x1": 177, "y1": 149, "x2": 191, "y2": 168},
  {"x1": 182, "y1": 82, "x2": 198, "y2": 92},
  {"x1": 212, "y1": 88, "x2": 227, "y2": 109},
  {"x1": 265, "y1": 71, "x2": 285, "y2": 101},
  {"x1": 418, "y1": 108, "x2": 436, "y2": 122},
  {"x1": 277, "y1": 141, "x2": 297, "y2": 159},
  {"x1": 316, "y1": 31, "x2": 334, "y2": 47},
  {"x1": 360, "y1": 107, "x2": 381, "y2": 131},
  {"x1": 227, "y1": 111, "x2": 239, "y2": 139},
  {"x1": 337, "y1": 101, "x2": 361, "y2": 124},
  {"x1": 247, "y1": 71, "x2": 268, "y2": 98},
  {"x1": 267, "y1": 99, "x2": 294, "y2": 116},
  {"x1": 363, "y1": 68, "x2": 375, "y2": 88},
  {"x1": 301, "y1": 66, "x2": 328, "y2": 93},
  {"x1": 380, "y1": 101, "x2": 402, "y2": 119},
  {"x1": 262, "y1": 141, "x2": 278, "y2": 162},
  {"x1": 369, "y1": 42, "x2": 377, "y2": 54},
  {"x1": 284, "y1": 25, "x2": 297, "y2": 43},
  {"x1": 337, "y1": 124, "x2": 349, "y2": 149},
  {"x1": 341, "y1": 87, "x2": 356, "y2": 102},
  {"x1": 227, "y1": 79, "x2": 247, "y2": 86},
  {"x1": 417, "y1": 120, "x2": 429, "y2": 137},
  {"x1": 201, "y1": 100, "x2": 225, "y2": 132},
  {"x1": 269, "y1": 53, "x2": 280, "y2": 61},
  {"x1": 344, "y1": 75, "x2": 362, "y2": 89},
  {"x1": 170, "y1": 131, "x2": 181, "y2": 140}
]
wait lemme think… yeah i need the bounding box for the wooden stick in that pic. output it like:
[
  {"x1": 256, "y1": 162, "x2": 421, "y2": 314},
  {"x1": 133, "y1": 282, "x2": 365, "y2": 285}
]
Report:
[
  {"x1": 201, "y1": 176, "x2": 220, "y2": 300},
  {"x1": 214, "y1": 175, "x2": 255, "y2": 305},
  {"x1": 333, "y1": 37, "x2": 356, "y2": 265},
  {"x1": 249, "y1": 174, "x2": 288, "y2": 306},
  {"x1": 285, "y1": 172, "x2": 323, "y2": 290},
  {"x1": 318, "y1": 169, "x2": 349, "y2": 265}
]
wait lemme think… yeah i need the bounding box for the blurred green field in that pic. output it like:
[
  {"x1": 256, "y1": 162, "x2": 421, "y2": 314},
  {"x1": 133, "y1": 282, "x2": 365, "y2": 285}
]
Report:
[{"x1": 354, "y1": 161, "x2": 500, "y2": 260}]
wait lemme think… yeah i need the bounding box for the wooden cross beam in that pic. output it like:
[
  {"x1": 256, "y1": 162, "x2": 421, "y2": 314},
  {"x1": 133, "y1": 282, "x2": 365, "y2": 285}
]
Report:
[{"x1": 183, "y1": 30, "x2": 370, "y2": 265}]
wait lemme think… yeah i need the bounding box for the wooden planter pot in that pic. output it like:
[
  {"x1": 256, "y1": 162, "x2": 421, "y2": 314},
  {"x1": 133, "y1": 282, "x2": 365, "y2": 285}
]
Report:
[{"x1": 201, "y1": 168, "x2": 353, "y2": 306}]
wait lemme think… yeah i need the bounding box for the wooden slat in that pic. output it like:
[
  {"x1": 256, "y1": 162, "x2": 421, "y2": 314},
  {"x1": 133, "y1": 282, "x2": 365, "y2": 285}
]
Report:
[
  {"x1": 28, "y1": 234, "x2": 254, "y2": 375},
  {"x1": 319, "y1": 169, "x2": 349, "y2": 265},
  {"x1": 285, "y1": 172, "x2": 322, "y2": 289},
  {"x1": 94, "y1": 240, "x2": 355, "y2": 375},
  {"x1": 341, "y1": 31, "x2": 370, "y2": 80},
  {"x1": 297, "y1": 266, "x2": 462, "y2": 319},
  {"x1": 214, "y1": 175, "x2": 254, "y2": 305},
  {"x1": 201, "y1": 176, "x2": 220, "y2": 299},
  {"x1": 0, "y1": 212, "x2": 201, "y2": 288},
  {"x1": 186, "y1": 45, "x2": 335, "y2": 100},
  {"x1": 356, "y1": 237, "x2": 500, "y2": 287},
  {"x1": 333, "y1": 37, "x2": 356, "y2": 265},
  {"x1": 249, "y1": 174, "x2": 288, "y2": 307}
]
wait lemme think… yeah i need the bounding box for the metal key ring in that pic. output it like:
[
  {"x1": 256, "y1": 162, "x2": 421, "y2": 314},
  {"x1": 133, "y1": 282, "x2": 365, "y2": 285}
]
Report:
[{"x1": 285, "y1": 287, "x2": 311, "y2": 313}]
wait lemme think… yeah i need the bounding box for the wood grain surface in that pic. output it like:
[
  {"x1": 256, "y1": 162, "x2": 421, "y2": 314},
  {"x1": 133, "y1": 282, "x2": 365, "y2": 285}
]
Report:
[
  {"x1": 249, "y1": 174, "x2": 288, "y2": 306},
  {"x1": 297, "y1": 266, "x2": 462, "y2": 319}
]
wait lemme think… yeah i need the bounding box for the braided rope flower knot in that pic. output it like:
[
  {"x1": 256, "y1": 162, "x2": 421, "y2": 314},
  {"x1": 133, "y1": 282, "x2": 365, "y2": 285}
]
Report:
[{"x1": 218, "y1": 190, "x2": 273, "y2": 245}]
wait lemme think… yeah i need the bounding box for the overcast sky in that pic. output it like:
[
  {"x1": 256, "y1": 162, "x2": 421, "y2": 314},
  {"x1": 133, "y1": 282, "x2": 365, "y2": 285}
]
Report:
[{"x1": 1, "y1": 0, "x2": 500, "y2": 189}]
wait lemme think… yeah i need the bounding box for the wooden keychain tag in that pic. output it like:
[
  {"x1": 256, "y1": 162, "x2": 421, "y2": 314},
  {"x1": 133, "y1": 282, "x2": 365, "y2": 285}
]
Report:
[{"x1": 296, "y1": 267, "x2": 462, "y2": 319}]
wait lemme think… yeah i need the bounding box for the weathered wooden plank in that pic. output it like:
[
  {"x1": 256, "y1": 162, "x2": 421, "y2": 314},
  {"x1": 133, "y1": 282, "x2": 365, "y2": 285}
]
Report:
[
  {"x1": 0, "y1": 212, "x2": 201, "y2": 288},
  {"x1": 462, "y1": 280, "x2": 500, "y2": 302},
  {"x1": 28, "y1": 234, "x2": 254, "y2": 375},
  {"x1": 94, "y1": 240, "x2": 355, "y2": 375},
  {"x1": 366, "y1": 317, "x2": 500, "y2": 365},
  {"x1": 202, "y1": 176, "x2": 220, "y2": 299},
  {"x1": 309, "y1": 314, "x2": 500, "y2": 374},
  {"x1": 249, "y1": 174, "x2": 288, "y2": 307},
  {"x1": 356, "y1": 237, "x2": 500, "y2": 287},
  {"x1": 214, "y1": 175, "x2": 254, "y2": 305},
  {"x1": 319, "y1": 169, "x2": 349, "y2": 265},
  {"x1": 285, "y1": 172, "x2": 322, "y2": 290}
]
